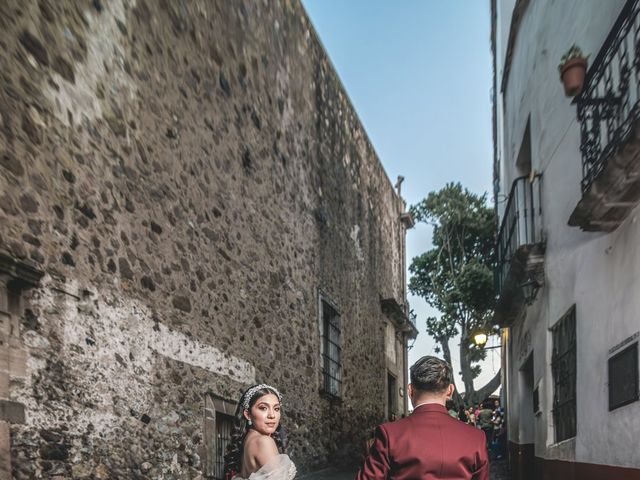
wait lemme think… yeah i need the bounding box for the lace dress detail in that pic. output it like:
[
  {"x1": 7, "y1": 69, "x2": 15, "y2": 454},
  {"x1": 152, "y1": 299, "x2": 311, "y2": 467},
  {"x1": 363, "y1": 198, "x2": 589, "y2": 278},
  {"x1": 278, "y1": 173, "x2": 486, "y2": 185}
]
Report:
[{"x1": 234, "y1": 454, "x2": 296, "y2": 480}]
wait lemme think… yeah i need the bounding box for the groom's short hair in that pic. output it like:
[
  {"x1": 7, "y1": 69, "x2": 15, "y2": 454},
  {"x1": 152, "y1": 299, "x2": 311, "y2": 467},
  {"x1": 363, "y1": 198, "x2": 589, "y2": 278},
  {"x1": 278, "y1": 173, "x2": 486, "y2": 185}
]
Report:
[{"x1": 410, "y1": 356, "x2": 453, "y2": 393}]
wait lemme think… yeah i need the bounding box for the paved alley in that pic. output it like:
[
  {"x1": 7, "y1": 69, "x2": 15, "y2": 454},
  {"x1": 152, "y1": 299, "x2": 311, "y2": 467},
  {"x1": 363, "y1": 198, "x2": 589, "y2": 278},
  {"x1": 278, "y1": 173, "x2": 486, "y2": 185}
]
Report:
[{"x1": 300, "y1": 458, "x2": 511, "y2": 479}]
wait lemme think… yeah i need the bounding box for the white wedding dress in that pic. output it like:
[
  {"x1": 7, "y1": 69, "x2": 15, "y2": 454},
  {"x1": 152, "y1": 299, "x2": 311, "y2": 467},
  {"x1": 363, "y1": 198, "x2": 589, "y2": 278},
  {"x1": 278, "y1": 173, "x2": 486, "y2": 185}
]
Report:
[{"x1": 234, "y1": 454, "x2": 297, "y2": 480}]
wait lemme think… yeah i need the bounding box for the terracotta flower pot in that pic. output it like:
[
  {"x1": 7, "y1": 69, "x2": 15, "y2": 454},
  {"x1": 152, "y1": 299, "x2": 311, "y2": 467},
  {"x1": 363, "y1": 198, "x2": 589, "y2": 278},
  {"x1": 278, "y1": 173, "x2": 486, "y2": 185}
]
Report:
[{"x1": 560, "y1": 57, "x2": 588, "y2": 97}]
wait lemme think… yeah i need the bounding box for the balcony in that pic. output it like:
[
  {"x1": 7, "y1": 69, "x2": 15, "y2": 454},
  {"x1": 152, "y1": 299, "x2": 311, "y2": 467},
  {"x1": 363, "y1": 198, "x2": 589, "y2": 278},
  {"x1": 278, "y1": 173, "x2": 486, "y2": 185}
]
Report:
[
  {"x1": 380, "y1": 297, "x2": 418, "y2": 339},
  {"x1": 494, "y1": 175, "x2": 545, "y2": 326},
  {"x1": 569, "y1": 0, "x2": 640, "y2": 232}
]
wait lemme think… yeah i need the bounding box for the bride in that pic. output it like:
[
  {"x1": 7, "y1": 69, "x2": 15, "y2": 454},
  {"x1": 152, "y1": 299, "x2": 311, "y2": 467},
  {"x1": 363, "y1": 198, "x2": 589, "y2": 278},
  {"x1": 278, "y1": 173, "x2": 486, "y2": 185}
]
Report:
[{"x1": 224, "y1": 384, "x2": 296, "y2": 480}]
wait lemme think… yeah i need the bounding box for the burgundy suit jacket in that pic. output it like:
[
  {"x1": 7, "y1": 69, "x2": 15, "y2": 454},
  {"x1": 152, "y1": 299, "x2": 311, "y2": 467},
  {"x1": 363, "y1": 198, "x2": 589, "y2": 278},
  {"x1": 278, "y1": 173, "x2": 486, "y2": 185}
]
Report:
[{"x1": 356, "y1": 403, "x2": 489, "y2": 480}]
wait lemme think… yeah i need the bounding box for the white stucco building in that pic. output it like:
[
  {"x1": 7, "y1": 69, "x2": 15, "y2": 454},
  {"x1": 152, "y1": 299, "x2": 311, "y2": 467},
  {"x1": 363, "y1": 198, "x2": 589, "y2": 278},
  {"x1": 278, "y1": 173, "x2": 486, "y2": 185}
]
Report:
[{"x1": 492, "y1": 0, "x2": 640, "y2": 478}]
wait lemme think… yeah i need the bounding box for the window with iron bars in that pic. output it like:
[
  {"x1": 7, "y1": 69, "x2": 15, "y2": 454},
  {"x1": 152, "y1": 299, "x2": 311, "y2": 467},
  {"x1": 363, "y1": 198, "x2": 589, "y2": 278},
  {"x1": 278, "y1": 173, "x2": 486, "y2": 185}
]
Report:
[
  {"x1": 608, "y1": 341, "x2": 639, "y2": 411},
  {"x1": 203, "y1": 396, "x2": 235, "y2": 479},
  {"x1": 320, "y1": 296, "x2": 342, "y2": 398},
  {"x1": 551, "y1": 305, "x2": 577, "y2": 443}
]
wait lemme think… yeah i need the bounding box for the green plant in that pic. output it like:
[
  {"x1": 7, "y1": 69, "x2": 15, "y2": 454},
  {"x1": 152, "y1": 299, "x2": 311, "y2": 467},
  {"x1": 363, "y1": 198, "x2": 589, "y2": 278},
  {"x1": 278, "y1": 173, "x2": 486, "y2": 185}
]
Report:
[{"x1": 558, "y1": 44, "x2": 586, "y2": 73}]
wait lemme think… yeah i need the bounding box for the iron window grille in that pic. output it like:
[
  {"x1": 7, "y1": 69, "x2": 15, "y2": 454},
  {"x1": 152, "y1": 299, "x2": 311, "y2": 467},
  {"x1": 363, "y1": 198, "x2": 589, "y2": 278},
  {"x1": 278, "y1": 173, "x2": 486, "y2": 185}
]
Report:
[
  {"x1": 320, "y1": 296, "x2": 342, "y2": 398},
  {"x1": 551, "y1": 305, "x2": 577, "y2": 443},
  {"x1": 213, "y1": 412, "x2": 234, "y2": 479},
  {"x1": 608, "y1": 342, "x2": 639, "y2": 411}
]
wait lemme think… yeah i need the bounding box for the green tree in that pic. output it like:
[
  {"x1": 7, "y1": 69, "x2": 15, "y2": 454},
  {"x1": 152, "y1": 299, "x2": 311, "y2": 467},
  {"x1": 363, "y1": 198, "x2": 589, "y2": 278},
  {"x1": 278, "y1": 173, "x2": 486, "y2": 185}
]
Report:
[{"x1": 409, "y1": 183, "x2": 500, "y2": 406}]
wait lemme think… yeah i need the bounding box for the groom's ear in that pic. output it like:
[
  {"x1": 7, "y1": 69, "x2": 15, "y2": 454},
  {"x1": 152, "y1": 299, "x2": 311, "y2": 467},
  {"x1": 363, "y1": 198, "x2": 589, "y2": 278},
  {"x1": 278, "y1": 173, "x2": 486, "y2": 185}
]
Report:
[
  {"x1": 407, "y1": 384, "x2": 414, "y2": 399},
  {"x1": 446, "y1": 384, "x2": 455, "y2": 398}
]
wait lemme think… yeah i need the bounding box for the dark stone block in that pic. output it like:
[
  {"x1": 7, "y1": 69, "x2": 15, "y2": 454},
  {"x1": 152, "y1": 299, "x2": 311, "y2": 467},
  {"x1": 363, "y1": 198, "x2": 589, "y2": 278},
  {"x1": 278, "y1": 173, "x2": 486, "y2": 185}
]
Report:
[
  {"x1": 242, "y1": 147, "x2": 252, "y2": 172},
  {"x1": 150, "y1": 221, "x2": 162, "y2": 234},
  {"x1": 107, "y1": 258, "x2": 116, "y2": 273},
  {"x1": 52, "y1": 56, "x2": 75, "y2": 84},
  {"x1": 219, "y1": 71, "x2": 231, "y2": 96},
  {"x1": 39, "y1": 443, "x2": 69, "y2": 461},
  {"x1": 52, "y1": 205, "x2": 64, "y2": 220},
  {"x1": 74, "y1": 202, "x2": 96, "y2": 220},
  {"x1": 0, "y1": 152, "x2": 24, "y2": 177},
  {"x1": 19, "y1": 30, "x2": 49, "y2": 66},
  {"x1": 30, "y1": 249, "x2": 45, "y2": 264},
  {"x1": 251, "y1": 110, "x2": 261, "y2": 130},
  {"x1": 70, "y1": 233, "x2": 79, "y2": 250},
  {"x1": 39, "y1": 0, "x2": 56, "y2": 22},
  {"x1": 39, "y1": 429, "x2": 63, "y2": 443},
  {"x1": 106, "y1": 116, "x2": 127, "y2": 137},
  {"x1": 115, "y1": 352, "x2": 126, "y2": 366},
  {"x1": 21, "y1": 111, "x2": 42, "y2": 144},
  {"x1": 172, "y1": 295, "x2": 192, "y2": 312},
  {"x1": 28, "y1": 219, "x2": 43, "y2": 235},
  {"x1": 62, "y1": 170, "x2": 75, "y2": 183},
  {"x1": 125, "y1": 197, "x2": 135, "y2": 213},
  {"x1": 23, "y1": 308, "x2": 40, "y2": 331},
  {"x1": 118, "y1": 257, "x2": 134, "y2": 280},
  {"x1": 115, "y1": 18, "x2": 128, "y2": 36},
  {"x1": 166, "y1": 127, "x2": 178, "y2": 139},
  {"x1": 0, "y1": 400, "x2": 25, "y2": 423},
  {"x1": 22, "y1": 233, "x2": 41, "y2": 246},
  {"x1": 202, "y1": 227, "x2": 218, "y2": 242},
  {"x1": 140, "y1": 275, "x2": 155, "y2": 291},
  {"x1": 140, "y1": 413, "x2": 151, "y2": 424},
  {"x1": 61, "y1": 252, "x2": 75, "y2": 266},
  {"x1": 19, "y1": 194, "x2": 39, "y2": 214}
]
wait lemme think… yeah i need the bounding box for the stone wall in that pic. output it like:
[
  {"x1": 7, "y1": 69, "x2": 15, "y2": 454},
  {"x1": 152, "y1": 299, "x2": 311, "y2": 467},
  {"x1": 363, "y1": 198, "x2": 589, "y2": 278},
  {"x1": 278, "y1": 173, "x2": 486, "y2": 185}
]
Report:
[{"x1": 0, "y1": 0, "x2": 411, "y2": 478}]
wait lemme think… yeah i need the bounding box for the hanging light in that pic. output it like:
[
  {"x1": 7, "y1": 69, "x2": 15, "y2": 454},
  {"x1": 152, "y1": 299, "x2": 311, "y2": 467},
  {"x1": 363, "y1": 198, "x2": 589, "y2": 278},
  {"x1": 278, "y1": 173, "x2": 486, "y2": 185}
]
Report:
[
  {"x1": 520, "y1": 277, "x2": 541, "y2": 305},
  {"x1": 472, "y1": 331, "x2": 488, "y2": 348}
]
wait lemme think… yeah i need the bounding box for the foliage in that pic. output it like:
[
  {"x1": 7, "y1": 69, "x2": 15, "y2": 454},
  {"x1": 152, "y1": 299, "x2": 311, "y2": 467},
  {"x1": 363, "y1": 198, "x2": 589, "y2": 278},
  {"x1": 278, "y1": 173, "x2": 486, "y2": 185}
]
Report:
[
  {"x1": 558, "y1": 44, "x2": 587, "y2": 72},
  {"x1": 409, "y1": 183, "x2": 500, "y2": 405}
]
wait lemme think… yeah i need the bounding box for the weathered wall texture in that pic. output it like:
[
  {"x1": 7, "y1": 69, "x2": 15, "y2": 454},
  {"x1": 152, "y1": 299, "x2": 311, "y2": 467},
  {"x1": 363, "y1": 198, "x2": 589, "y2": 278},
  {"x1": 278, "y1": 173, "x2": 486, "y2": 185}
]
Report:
[{"x1": 0, "y1": 0, "x2": 412, "y2": 478}]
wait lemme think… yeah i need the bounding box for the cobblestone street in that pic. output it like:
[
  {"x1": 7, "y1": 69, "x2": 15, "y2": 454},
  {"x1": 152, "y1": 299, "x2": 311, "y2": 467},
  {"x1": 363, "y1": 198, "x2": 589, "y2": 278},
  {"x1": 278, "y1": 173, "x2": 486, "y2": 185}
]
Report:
[{"x1": 300, "y1": 458, "x2": 511, "y2": 479}]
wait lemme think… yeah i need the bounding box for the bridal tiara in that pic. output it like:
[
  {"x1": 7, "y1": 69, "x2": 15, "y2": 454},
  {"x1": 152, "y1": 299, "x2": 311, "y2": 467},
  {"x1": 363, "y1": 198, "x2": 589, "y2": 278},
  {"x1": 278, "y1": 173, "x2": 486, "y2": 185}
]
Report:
[{"x1": 242, "y1": 384, "x2": 283, "y2": 410}]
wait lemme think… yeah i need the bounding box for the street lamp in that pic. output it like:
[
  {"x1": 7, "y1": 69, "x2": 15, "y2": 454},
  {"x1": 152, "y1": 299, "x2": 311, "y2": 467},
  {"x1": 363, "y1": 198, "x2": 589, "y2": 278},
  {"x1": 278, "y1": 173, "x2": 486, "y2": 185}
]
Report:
[
  {"x1": 473, "y1": 331, "x2": 488, "y2": 348},
  {"x1": 471, "y1": 329, "x2": 501, "y2": 350},
  {"x1": 520, "y1": 277, "x2": 541, "y2": 305}
]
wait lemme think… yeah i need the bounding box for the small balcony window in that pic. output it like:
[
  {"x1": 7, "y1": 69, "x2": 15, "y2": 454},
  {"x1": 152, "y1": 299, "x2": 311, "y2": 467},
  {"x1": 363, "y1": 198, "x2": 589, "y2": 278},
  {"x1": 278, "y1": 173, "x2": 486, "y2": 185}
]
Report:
[{"x1": 609, "y1": 341, "x2": 639, "y2": 411}]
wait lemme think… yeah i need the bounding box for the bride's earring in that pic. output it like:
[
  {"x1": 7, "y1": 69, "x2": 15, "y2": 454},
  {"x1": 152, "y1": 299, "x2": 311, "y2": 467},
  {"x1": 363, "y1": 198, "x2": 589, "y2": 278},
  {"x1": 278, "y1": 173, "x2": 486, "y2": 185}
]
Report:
[{"x1": 248, "y1": 419, "x2": 252, "y2": 426}]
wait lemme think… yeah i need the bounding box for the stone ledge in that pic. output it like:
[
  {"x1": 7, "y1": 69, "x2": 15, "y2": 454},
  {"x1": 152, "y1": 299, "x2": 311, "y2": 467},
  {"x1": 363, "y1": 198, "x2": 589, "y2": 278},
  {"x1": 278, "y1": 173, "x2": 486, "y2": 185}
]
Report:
[
  {"x1": 568, "y1": 121, "x2": 640, "y2": 232},
  {"x1": 0, "y1": 252, "x2": 44, "y2": 289}
]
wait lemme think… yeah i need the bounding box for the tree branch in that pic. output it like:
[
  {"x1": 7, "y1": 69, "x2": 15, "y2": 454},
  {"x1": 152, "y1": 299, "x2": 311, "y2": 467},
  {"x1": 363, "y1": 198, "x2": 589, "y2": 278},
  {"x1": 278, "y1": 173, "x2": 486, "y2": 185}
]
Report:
[{"x1": 465, "y1": 369, "x2": 502, "y2": 406}]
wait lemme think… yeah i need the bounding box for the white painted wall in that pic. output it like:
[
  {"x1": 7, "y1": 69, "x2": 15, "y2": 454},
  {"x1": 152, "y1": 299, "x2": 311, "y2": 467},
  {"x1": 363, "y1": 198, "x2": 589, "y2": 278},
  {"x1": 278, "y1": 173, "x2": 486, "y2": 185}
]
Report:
[
  {"x1": 15, "y1": 278, "x2": 255, "y2": 437},
  {"x1": 495, "y1": 0, "x2": 640, "y2": 469}
]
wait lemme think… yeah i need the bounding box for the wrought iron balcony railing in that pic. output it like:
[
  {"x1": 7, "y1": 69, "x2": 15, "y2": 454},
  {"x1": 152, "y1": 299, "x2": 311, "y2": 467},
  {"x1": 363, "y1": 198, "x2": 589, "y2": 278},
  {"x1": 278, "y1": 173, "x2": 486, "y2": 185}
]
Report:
[
  {"x1": 495, "y1": 175, "x2": 543, "y2": 297},
  {"x1": 575, "y1": 0, "x2": 640, "y2": 193}
]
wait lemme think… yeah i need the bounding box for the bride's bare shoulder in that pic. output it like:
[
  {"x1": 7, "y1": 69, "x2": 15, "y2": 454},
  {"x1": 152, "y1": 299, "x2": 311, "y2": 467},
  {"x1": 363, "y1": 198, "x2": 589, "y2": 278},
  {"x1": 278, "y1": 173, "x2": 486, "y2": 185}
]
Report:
[
  {"x1": 246, "y1": 433, "x2": 277, "y2": 450},
  {"x1": 245, "y1": 433, "x2": 278, "y2": 463}
]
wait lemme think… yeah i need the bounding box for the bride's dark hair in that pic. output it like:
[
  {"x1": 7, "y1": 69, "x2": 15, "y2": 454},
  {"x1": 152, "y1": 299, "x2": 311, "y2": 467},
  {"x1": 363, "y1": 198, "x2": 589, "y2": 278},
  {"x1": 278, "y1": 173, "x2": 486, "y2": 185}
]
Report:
[{"x1": 223, "y1": 385, "x2": 287, "y2": 478}]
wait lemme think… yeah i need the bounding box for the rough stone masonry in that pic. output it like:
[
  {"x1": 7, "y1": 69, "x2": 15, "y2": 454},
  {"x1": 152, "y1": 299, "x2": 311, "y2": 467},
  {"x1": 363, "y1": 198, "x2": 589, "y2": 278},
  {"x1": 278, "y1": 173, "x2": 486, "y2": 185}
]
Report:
[{"x1": 0, "y1": 1, "x2": 413, "y2": 478}]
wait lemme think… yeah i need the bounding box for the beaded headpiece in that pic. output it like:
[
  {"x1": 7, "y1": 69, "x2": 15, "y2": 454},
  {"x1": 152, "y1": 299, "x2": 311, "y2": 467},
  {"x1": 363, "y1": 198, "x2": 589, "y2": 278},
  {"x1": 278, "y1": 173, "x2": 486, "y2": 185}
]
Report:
[{"x1": 242, "y1": 384, "x2": 282, "y2": 411}]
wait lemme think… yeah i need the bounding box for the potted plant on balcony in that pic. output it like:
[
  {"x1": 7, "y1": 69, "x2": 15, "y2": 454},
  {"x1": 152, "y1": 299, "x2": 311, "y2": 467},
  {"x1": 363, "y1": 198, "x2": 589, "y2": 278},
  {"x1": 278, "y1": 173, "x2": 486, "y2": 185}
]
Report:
[{"x1": 558, "y1": 44, "x2": 588, "y2": 97}]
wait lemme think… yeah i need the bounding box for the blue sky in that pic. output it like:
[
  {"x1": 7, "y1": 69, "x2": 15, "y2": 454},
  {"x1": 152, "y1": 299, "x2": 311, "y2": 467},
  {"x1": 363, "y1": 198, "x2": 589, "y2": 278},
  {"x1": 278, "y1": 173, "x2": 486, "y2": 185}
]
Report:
[{"x1": 301, "y1": 0, "x2": 500, "y2": 391}]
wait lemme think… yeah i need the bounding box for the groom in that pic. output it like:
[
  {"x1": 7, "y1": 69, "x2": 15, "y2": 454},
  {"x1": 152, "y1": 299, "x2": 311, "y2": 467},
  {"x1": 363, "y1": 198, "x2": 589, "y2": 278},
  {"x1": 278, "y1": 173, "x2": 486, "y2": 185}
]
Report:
[{"x1": 356, "y1": 356, "x2": 489, "y2": 479}]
